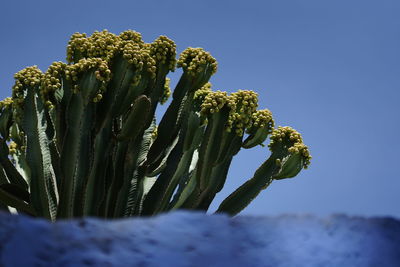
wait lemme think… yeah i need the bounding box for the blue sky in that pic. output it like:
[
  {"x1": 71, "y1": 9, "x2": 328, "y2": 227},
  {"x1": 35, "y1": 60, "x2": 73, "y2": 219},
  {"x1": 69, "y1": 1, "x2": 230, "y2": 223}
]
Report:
[{"x1": 1, "y1": 0, "x2": 399, "y2": 218}]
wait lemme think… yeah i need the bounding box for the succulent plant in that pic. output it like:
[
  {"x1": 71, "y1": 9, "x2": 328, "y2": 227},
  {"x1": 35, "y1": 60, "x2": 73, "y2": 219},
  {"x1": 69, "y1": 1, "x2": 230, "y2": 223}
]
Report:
[{"x1": 0, "y1": 30, "x2": 311, "y2": 220}]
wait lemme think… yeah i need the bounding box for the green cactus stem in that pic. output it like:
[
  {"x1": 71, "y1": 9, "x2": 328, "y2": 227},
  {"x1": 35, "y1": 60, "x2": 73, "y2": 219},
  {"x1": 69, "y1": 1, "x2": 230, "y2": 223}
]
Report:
[{"x1": 216, "y1": 126, "x2": 311, "y2": 216}]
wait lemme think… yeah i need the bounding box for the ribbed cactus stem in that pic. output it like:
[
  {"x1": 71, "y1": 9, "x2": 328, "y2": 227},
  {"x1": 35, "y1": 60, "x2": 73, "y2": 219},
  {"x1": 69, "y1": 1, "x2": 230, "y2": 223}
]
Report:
[{"x1": 143, "y1": 47, "x2": 217, "y2": 175}]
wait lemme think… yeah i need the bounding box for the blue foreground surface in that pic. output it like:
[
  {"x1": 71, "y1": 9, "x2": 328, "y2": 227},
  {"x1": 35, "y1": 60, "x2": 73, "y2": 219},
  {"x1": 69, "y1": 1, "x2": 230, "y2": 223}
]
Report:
[{"x1": 0, "y1": 211, "x2": 399, "y2": 266}]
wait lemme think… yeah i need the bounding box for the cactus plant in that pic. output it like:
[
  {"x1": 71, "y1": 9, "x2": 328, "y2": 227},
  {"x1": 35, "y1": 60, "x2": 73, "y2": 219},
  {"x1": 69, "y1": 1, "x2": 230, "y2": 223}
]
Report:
[{"x1": 0, "y1": 30, "x2": 311, "y2": 220}]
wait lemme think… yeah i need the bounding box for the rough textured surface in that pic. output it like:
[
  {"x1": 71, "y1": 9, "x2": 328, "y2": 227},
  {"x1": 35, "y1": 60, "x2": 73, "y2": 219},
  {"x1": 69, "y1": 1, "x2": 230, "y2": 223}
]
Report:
[{"x1": 0, "y1": 211, "x2": 399, "y2": 267}]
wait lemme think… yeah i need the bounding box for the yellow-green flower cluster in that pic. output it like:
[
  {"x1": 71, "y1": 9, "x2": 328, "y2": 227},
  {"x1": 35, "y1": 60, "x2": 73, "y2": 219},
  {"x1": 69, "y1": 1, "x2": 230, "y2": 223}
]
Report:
[
  {"x1": 177, "y1": 48, "x2": 217, "y2": 77},
  {"x1": 41, "y1": 61, "x2": 67, "y2": 107},
  {"x1": 149, "y1": 36, "x2": 177, "y2": 71},
  {"x1": 66, "y1": 30, "x2": 121, "y2": 63},
  {"x1": 121, "y1": 41, "x2": 157, "y2": 81},
  {"x1": 65, "y1": 58, "x2": 111, "y2": 99},
  {"x1": 66, "y1": 30, "x2": 150, "y2": 65},
  {"x1": 66, "y1": 33, "x2": 88, "y2": 63},
  {"x1": 248, "y1": 109, "x2": 274, "y2": 134},
  {"x1": 12, "y1": 66, "x2": 43, "y2": 104},
  {"x1": 194, "y1": 82, "x2": 212, "y2": 100},
  {"x1": 227, "y1": 90, "x2": 259, "y2": 136},
  {"x1": 65, "y1": 58, "x2": 111, "y2": 82},
  {"x1": 86, "y1": 30, "x2": 120, "y2": 59},
  {"x1": 193, "y1": 82, "x2": 212, "y2": 112},
  {"x1": 121, "y1": 41, "x2": 143, "y2": 65},
  {"x1": 200, "y1": 91, "x2": 235, "y2": 115},
  {"x1": 160, "y1": 78, "x2": 171, "y2": 104},
  {"x1": 141, "y1": 51, "x2": 157, "y2": 80},
  {"x1": 269, "y1": 126, "x2": 311, "y2": 168},
  {"x1": 66, "y1": 30, "x2": 174, "y2": 86},
  {"x1": 0, "y1": 97, "x2": 13, "y2": 109},
  {"x1": 119, "y1": 30, "x2": 145, "y2": 47},
  {"x1": 199, "y1": 89, "x2": 262, "y2": 136},
  {"x1": 8, "y1": 141, "x2": 18, "y2": 154},
  {"x1": 152, "y1": 125, "x2": 158, "y2": 140}
]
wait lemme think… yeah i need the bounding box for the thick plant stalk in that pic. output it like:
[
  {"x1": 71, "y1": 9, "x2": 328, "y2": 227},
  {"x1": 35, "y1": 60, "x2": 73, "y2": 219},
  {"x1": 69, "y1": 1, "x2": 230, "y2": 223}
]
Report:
[
  {"x1": 23, "y1": 88, "x2": 58, "y2": 220},
  {"x1": 141, "y1": 111, "x2": 203, "y2": 216}
]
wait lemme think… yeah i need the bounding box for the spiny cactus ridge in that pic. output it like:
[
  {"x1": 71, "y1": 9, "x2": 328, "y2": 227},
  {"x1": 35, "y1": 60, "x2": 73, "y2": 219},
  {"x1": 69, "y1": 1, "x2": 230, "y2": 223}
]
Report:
[{"x1": 0, "y1": 30, "x2": 311, "y2": 220}]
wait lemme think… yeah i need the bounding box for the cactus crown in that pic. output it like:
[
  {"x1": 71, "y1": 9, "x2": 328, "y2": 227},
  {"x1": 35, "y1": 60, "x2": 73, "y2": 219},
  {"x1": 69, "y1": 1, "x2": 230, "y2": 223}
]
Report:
[
  {"x1": 177, "y1": 47, "x2": 217, "y2": 77},
  {"x1": 41, "y1": 62, "x2": 67, "y2": 104},
  {"x1": 248, "y1": 109, "x2": 274, "y2": 133},
  {"x1": 149, "y1": 36, "x2": 177, "y2": 71},
  {"x1": 12, "y1": 66, "x2": 43, "y2": 98},
  {"x1": 200, "y1": 90, "x2": 235, "y2": 115},
  {"x1": 269, "y1": 126, "x2": 311, "y2": 168},
  {"x1": 227, "y1": 90, "x2": 259, "y2": 136},
  {"x1": 8, "y1": 141, "x2": 18, "y2": 154},
  {"x1": 119, "y1": 30, "x2": 144, "y2": 45},
  {"x1": 67, "y1": 30, "x2": 122, "y2": 63},
  {"x1": 160, "y1": 78, "x2": 171, "y2": 104},
  {"x1": 66, "y1": 58, "x2": 111, "y2": 93},
  {"x1": 0, "y1": 97, "x2": 13, "y2": 109}
]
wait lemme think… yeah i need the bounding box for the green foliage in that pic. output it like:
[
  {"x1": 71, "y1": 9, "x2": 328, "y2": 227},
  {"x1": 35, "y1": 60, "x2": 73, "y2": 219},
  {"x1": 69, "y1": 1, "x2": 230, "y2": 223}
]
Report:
[{"x1": 0, "y1": 30, "x2": 311, "y2": 220}]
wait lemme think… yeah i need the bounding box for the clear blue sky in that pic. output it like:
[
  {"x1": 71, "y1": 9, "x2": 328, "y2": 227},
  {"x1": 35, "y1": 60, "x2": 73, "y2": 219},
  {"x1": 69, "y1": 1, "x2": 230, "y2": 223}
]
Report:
[{"x1": 1, "y1": 0, "x2": 399, "y2": 218}]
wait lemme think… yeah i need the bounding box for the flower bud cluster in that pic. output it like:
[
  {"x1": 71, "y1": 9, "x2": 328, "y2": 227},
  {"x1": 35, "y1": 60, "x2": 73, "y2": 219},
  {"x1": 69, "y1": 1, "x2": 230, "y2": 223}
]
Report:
[
  {"x1": 66, "y1": 33, "x2": 88, "y2": 63},
  {"x1": 12, "y1": 66, "x2": 43, "y2": 105},
  {"x1": 152, "y1": 125, "x2": 158, "y2": 140},
  {"x1": 247, "y1": 109, "x2": 274, "y2": 134},
  {"x1": 160, "y1": 78, "x2": 171, "y2": 104},
  {"x1": 65, "y1": 58, "x2": 111, "y2": 100},
  {"x1": 66, "y1": 30, "x2": 176, "y2": 88},
  {"x1": 193, "y1": 82, "x2": 212, "y2": 111},
  {"x1": 177, "y1": 48, "x2": 217, "y2": 77},
  {"x1": 0, "y1": 97, "x2": 13, "y2": 109},
  {"x1": 194, "y1": 82, "x2": 212, "y2": 100},
  {"x1": 41, "y1": 62, "x2": 67, "y2": 107},
  {"x1": 8, "y1": 141, "x2": 18, "y2": 154},
  {"x1": 67, "y1": 30, "x2": 120, "y2": 63},
  {"x1": 149, "y1": 36, "x2": 177, "y2": 71},
  {"x1": 141, "y1": 51, "x2": 157, "y2": 80},
  {"x1": 121, "y1": 41, "x2": 144, "y2": 66},
  {"x1": 269, "y1": 126, "x2": 311, "y2": 168},
  {"x1": 200, "y1": 91, "x2": 235, "y2": 115},
  {"x1": 227, "y1": 90, "x2": 259, "y2": 136},
  {"x1": 121, "y1": 41, "x2": 157, "y2": 81},
  {"x1": 88, "y1": 30, "x2": 120, "y2": 59},
  {"x1": 119, "y1": 30, "x2": 145, "y2": 47}
]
